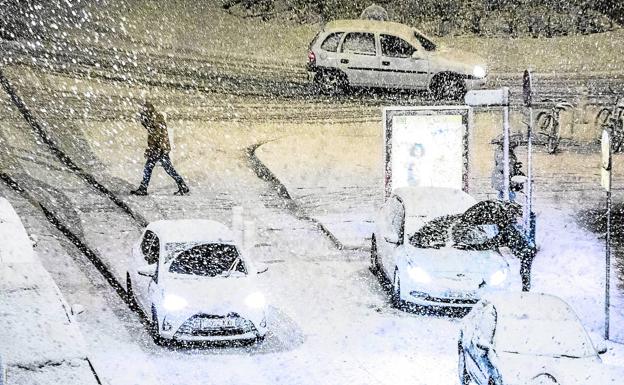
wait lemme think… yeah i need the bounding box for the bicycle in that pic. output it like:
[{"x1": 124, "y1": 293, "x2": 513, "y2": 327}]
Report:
[
  {"x1": 535, "y1": 100, "x2": 574, "y2": 154},
  {"x1": 595, "y1": 96, "x2": 624, "y2": 153}
]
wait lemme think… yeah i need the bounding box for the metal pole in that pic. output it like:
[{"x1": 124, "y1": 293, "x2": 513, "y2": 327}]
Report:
[
  {"x1": 502, "y1": 87, "x2": 510, "y2": 202},
  {"x1": 606, "y1": 186, "x2": 611, "y2": 340},
  {"x1": 526, "y1": 106, "x2": 534, "y2": 238}
]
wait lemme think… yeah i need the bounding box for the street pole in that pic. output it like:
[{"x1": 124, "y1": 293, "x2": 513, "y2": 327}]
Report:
[
  {"x1": 601, "y1": 129, "x2": 612, "y2": 340},
  {"x1": 502, "y1": 87, "x2": 510, "y2": 202},
  {"x1": 523, "y1": 70, "x2": 535, "y2": 242}
]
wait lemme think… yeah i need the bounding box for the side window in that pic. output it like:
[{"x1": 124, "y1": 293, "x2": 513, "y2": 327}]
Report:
[
  {"x1": 389, "y1": 196, "x2": 405, "y2": 238},
  {"x1": 380, "y1": 34, "x2": 416, "y2": 58},
  {"x1": 140, "y1": 230, "x2": 160, "y2": 265},
  {"x1": 341, "y1": 32, "x2": 376, "y2": 56},
  {"x1": 320, "y1": 32, "x2": 343, "y2": 52}
]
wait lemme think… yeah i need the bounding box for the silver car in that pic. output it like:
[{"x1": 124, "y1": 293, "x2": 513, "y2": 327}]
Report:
[{"x1": 307, "y1": 19, "x2": 487, "y2": 99}]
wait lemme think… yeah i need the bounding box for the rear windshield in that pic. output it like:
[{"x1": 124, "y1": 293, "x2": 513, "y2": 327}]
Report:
[
  {"x1": 168, "y1": 243, "x2": 246, "y2": 277},
  {"x1": 414, "y1": 31, "x2": 436, "y2": 51}
]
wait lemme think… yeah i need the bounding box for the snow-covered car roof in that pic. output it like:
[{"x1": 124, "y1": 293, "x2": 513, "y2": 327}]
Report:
[
  {"x1": 482, "y1": 292, "x2": 578, "y2": 322},
  {"x1": 394, "y1": 186, "x2": 477, "y2": 219},
  {"x1": 147, "y1": 219, "x2": 236, "y2": 245},
  {"x1": 323, "y1": 19, "x2": 435, "y2": 47}
]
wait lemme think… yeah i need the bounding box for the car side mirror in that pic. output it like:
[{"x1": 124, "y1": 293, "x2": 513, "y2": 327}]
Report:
[
  {"x1": 411, "y1": 51, "x2": 421, "y2": 60},
  {"x1": 137, "y1": 265, "x2": 156, "y2": 278},
  {"x1": 71, "y1": 304, "x2": 85, "y2": 316},
  {"x1": 590, "y1": 333, "x2": 608, "y2": 355},
  {"x1": 384, "y1": 233, "x2": 400, "y2": 245},
  {"x1": 476, "y1": 342, "x2": 490, "y2": 352}
]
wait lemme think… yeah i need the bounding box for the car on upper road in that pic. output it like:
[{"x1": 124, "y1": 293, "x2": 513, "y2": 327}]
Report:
[
  {"x1": 126, "y1": 219, "x2": 268, "y2": 344},
  {"x1": 307, "y1": 19, "x2": 487, "y2": 99},
  {"x1": 458, "y1": 292, "x2": 621, "y2": 385},
  {"x1": 370, "y1": 187, "x2": 512, "y2": 309}
]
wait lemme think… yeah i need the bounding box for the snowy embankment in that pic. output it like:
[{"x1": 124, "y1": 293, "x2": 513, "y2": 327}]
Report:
[{"x1": 0, "y1": 197, "x2": 102, "y2": 384}]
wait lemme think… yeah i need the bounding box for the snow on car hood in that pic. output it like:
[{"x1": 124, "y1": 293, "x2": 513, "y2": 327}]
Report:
[
  {"x1": 401, "y1": 244, "x2": 507, "y2": 275},
  {"x1": 495, "y1": 352, "x2": 622, "y2": 385},
  {"x1": 161, "y1": 274, "x2": 261, "y2": 314}
]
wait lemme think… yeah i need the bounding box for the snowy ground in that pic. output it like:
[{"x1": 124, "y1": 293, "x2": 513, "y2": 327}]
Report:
[{"x1": 2, "y1": 31, "x2": 624, "y2": 385}]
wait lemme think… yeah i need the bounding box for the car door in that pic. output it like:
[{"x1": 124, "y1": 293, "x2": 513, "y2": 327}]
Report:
[
  {"x1": 135, "y1": 230, "x2": 160, "y2": 311},
  {"x1": 379, "y1": 34, "x2": 429, "y2": 89},
  {"x1": 337, "y1": 31, "x2": 379, "y2": 87},
  {"x1": 316, "y1": 31, "x2": 344, "y2": 69},
  {"x1": 466, "y1": 304, "x2": 498, "y2": 385},
  {"x1": 378, "y1": 195, "x2": 406, "y2": 276}
]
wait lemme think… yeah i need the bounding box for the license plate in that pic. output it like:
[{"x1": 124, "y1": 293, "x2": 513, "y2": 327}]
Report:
[{"x1": 200, "y1": 318, "x2": 236, "y2": 329}]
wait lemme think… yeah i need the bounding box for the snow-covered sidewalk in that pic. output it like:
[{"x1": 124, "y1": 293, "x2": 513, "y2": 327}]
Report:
[
  {"x1": 255, "y1": 133, "x2": 624, "y2": 350},
  {"x1": 0, "y1": 198, "x2": 102, "y2": 384}
]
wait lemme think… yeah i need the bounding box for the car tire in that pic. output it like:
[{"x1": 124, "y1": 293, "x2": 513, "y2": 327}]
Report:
[
  {"x1": 151, "y1": 306, "x2": 167, "y2": 346},
  {"x1": 392, "y1": 269, "x2": 404, "y2": 308},
  {"x1": 430, "y1": 73, "x2": 466, "y2": 101},
  {"x1": 126, "y1": 273, "x2": 139, "y2": 311},
  {"x1": 458, "y1": 342, "x2": 471, "y2": 385},
  {"x1": 370, "y1": 236, "x2": 379, "y2": 274},
  {"x1": 314, "y1": 70, "x2": 348, "y2": 96}
]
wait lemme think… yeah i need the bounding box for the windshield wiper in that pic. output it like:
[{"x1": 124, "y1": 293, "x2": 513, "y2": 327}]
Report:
[{"x1": 223, "y1": 257, "x2": 241, "y2": 277}]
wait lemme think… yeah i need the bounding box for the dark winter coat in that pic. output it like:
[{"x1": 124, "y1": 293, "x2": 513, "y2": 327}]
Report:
[{"x1": 139, "y1": 101, "x2": 171, "y2": 157}]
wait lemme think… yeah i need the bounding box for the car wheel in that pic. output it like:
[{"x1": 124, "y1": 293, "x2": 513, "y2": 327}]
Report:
[
  {"x1": 126, "y1": 273, "x2": 139, "y2": 311},
  {"x1": 151, "y1": 306, "x2": 166, "y2": 346},
  {"x1": 370, "y1": 236, "x2": 379, "y2": 274},
  {"x1": 458, "y1": 342, "x2": 470, "y2": 385},
  {"x1": 314, "y1": 70, "x2": 348, "y2": 96},
  {"x1": 430, "y1": 73, "x2": 466, "y2": 101},
  {"x1": 392, "y1": 269, "x2": 404, "y2": 308}
]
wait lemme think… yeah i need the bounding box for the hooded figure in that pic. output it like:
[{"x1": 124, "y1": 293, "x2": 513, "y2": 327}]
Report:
[
  {"x1": 130, "y1": 100, "x2": 189, "y2": 196},
  {"x1": 410, "y1": 200, "x2": 536, "y2": 291}
]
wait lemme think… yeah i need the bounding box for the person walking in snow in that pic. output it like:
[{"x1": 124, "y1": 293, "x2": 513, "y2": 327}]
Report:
[{"x1": 130, "y1": 100, "x2": 189, "y2": 196}]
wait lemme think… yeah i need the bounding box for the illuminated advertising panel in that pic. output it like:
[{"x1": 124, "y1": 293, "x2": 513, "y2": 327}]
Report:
[{"x1": 383, "y1": 106, "x2": 472, "y2": 199}]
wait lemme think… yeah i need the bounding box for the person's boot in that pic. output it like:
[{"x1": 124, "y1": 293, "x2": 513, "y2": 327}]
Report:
[
  {"x1": 174, "y1": 184, "x2": 190, "y2": 196},
  {"x1": 130, "y1": 187, "x2": 148, "y2": 196}
]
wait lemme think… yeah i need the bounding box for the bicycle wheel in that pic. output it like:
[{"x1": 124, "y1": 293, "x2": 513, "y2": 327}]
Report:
[
  {"x1": 595, "y1": 108, "x2": 612, "y2": 132},
  {"x1": 536, "y1": 112, "x2": 557, "y2": 153}
]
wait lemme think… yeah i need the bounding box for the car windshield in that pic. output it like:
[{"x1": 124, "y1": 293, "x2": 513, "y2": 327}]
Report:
[
  {"x1": 414, "y1": 31, "x2": 436, "y2": 51},
  {"x1": 167, "y1": 243, "x2": 246, "y2": 277},
  {"x1": 496, "y1": 317, "x2": 595, "y2": 358},
  {"x1": 409, "y1": 214, "x2": 499, "y2": 251}
]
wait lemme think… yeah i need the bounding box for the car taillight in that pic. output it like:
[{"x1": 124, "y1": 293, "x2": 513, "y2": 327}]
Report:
[{"x1": 308, "y1": 50, "x2": 316, "y2": 64}]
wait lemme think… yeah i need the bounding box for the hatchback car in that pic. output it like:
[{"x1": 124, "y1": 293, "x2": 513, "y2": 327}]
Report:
[
  {"x1": 458, "y1": 292, "x2": 619, "y2": 385},
  {"x1": 307, "y1": 19, "x2": 487, "y2": 99},
  {"x1": 371, "y1": 187, "x2": 512, "y2": 309},
  {"x1": 126, "y1": 219, "x2": 268, "y2": 344}
]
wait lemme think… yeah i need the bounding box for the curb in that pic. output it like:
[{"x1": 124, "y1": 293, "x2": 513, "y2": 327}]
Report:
[{"x1": 246, "y1": 142, "x2": 350, "y2": 251}]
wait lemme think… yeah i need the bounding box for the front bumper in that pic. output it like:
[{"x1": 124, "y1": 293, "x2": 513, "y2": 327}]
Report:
[
  {"x1": 401, "y1": 273, "x2": 509, "y2": 308},
  {"x1": 159, "y1": 311, "x2": 267, "y2": 342},
  {"x1": 465, "y1": 76, "x2": 487, "y2": 90}
]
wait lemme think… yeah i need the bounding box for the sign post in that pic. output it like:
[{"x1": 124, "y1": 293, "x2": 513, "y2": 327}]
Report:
[
  {"x1": 523, "y1": 69, "x2": 535, "y2": 242},
  {"x1": 601, "y1": 129, "x2": 612, "y2": 340}
]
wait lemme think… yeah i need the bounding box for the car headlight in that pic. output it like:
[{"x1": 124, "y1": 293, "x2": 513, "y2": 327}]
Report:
[
  {"x1": 163, "y1": 294, "x2": 188, "y2": 311},
  {"x1": 407, "y1": 266, "x2": 431, "y2": 283},
  {"x1": 245, "y1": 292, "x2": 266, "y2": 309},
  {"x1": 489, "y1": 269, "x2": 507, "y2": 286},
  {"x1": 473, "y1": 65, "x2": 487, "y2": 78}
]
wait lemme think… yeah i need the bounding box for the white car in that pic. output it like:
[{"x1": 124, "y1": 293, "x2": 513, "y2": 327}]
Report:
[
  {"x1": 458, "y1": 292, "x2": 621, "y2": 385},
  {"x1": 307, "y1": 19, "x2": 487, "y2": 99},
  {"x1": 126, "y1": 219, "x2": 268, "y2": 344},
  {"x1": 370, "y1": 187, "x2": 511, "y2": 308}
]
